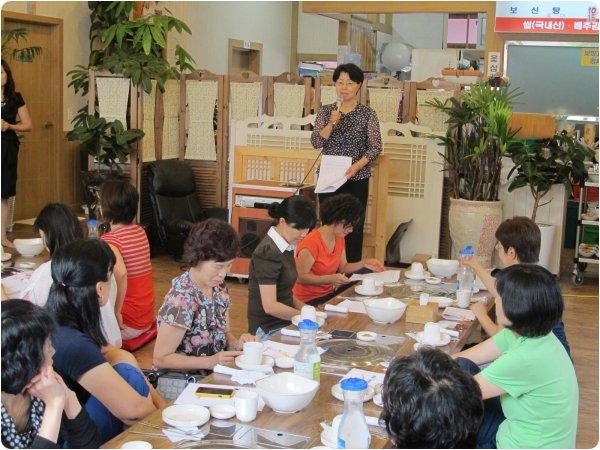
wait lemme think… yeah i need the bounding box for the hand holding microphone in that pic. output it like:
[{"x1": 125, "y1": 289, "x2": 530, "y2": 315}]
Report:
[{"x1": 330, "y1": 98, "x2": 342, "y2": 127}]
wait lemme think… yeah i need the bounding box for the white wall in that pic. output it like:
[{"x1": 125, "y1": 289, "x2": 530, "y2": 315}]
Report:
[
  {"x1": 297, "y1": 10, "x2": 338, "y2": 55},
  {"x1": 3, "y1": 1, "x2": 90, "y2": 130},
  {"x1": 392, "y1": 13, "x2": 446, "y2": 49},
  {"x1": 168, "y1": 1, "x2": 292, "y2": 75}
]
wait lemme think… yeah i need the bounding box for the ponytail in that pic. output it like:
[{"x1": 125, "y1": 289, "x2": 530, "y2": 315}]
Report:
[{"x1": 268, "y1": 196, "x2": 316, "y2": 230}]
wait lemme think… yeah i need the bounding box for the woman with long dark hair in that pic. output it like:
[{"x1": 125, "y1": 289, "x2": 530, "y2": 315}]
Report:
[
  {"x1": 1, "y1": 59, "x2": 32, "y2": 247},
  {"x1": 1, "y1": 299, "x2": 100, "y2": 448},
  {"x1": 47, "y1": 239, "x2": 157, "y2": 443}
]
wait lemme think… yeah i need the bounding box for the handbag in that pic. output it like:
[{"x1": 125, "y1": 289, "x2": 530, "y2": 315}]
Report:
[{"x1": 143, "y1": 369, "x2": 207, "y2": 401}]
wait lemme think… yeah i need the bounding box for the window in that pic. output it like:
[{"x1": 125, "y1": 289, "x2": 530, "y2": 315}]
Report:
[{"x1": 447, "y1": 13, "x2": 479, "y2": 49}]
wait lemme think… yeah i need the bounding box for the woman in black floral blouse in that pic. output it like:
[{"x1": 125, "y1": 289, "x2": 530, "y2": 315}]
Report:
[{"x1": 311, "y1": 63, "x2": 382, "y2": 262}]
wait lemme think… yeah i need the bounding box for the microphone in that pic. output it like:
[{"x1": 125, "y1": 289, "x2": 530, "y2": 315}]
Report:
[{"x1": 335, "y1": 98, "x2": 342, "y2": 111}]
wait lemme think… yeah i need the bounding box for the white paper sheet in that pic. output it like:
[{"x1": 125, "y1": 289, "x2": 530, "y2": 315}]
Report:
[
  {"x1": 315, "y1": 155, "x2": 352, "y2": 193},
  {"x1": 349, "y1": 270, "x2": 401, "y2": 284},
  {"x1": 335, "y1": 299, "x2": 367, "y2": 314},
  {"x1": 342, "y1": 368, "x2": 385, "y2": 387},
  {"x1": 263, "y1": 340, "x2": 326, "y2": 358}
]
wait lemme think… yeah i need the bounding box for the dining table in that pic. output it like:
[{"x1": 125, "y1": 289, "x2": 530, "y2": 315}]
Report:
[{"x1": 103, "y1": 272, "x2": 493, "y2": 449}]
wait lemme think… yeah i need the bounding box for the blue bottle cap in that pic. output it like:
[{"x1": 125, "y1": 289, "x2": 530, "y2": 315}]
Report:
[
  {"x1": 88, "y1": 219, "x2": 99, "y2": 226},
  {"x1": 459, "y1": 245, "x2": 474, "y2": 255},
  {"x1": 340, "y1": 377, "x2": 368, "y2": 391},
  {"x1": 298, "y1": 319, "x2": 319, "y2": 331}
]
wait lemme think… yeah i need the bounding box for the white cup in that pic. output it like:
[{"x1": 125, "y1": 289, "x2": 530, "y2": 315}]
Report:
[
  {"x1": 456, "y1": 289, "x2": 472, "y2": 308},
  {"x1": 419, "y1": 292, "x2": 430, "y2": 306},
  {"x1": 410, "y1": 262, "x2": 424, "y2": 276},
  {"x1": 243, "y1": 341, "x2": 264, "y2": 366},
  {"x1": 423, "y1": 322, "x2": 441, "y2": 344},
  {"x1": 235, "y1": 389, "x2": 259, "y2": 422},
  {"x1": 362, "y1": 277, "x2": 376, "y2": 292},
  {"x1": 301, "y1": 305, "x2": 317, "y2": 322},
  {"x1": 121, "y1": 441, "x2": 153, "y2": 449}
]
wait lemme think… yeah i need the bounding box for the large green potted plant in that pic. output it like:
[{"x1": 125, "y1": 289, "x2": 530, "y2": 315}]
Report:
[
  {"x1": 427, "y1": 83, "x2": 521, "y2": 267},
  {"x1": 506, "y1": 133, "x2": 593, "y2": 269},
  {"x1": 66, "y1": 1, "x2": 195, "y2": 216}
]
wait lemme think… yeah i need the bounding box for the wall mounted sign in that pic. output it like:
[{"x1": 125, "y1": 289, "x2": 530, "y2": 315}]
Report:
[
  {"x1": 495, "y1": 2, "x2": 599, "y2": 34},
  {"x1": 581, "y1": 48, "x2": 599, "y2": 66}
]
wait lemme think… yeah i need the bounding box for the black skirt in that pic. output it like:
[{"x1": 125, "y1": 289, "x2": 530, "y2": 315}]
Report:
[{"x1": 1, "y1": 132, "x2": 19, "y2": 199}]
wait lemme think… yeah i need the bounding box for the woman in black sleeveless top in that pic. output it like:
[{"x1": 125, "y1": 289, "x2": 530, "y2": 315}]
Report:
[{"x1": 1, "y1": 59, "x2": 32, "y2": 247}]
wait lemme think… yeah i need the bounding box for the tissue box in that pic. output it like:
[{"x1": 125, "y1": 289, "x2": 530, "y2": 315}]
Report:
[{"x1": 405, "y1": 300, "x2": 439, "y2": 324}]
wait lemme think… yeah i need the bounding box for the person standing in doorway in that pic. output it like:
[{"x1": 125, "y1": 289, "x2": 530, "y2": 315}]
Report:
[
  {"x1": 311, "y1": 63, "x2": 382, "y2": 262},
  {"x1": 1, "y1": 59, "x2": 32, "y2": 248}
]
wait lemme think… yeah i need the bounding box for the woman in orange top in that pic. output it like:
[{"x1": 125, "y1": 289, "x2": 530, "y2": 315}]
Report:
[{"x1": 293, "y1": 194, "x2": 384, "y2": 305}]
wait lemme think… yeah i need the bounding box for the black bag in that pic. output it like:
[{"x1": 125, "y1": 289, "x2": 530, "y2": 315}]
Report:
[{"x1": 143, "y1": 370, "x2": 207, "y2": 402}]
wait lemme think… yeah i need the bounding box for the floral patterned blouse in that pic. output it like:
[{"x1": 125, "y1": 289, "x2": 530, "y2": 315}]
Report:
[
  {"x1": 157, "y1": 271, "x2": 230, "y2": 357},
  {"x1": 311, "y1": 103, "x2": 382, "y2": 181}
]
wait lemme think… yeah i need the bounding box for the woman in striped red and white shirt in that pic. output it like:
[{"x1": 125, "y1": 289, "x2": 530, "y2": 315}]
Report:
[{"x1": 100, "y1": 180, "x2": 155, "y2": 340}]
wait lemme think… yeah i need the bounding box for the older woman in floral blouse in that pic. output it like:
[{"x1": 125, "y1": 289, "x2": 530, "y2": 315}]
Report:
[
  {"x1": 311, "y1": 63, "x2": 382, "y2": 263},
  {"x1": 153, "y1": 220, "x2": 258, "y2": 371}
]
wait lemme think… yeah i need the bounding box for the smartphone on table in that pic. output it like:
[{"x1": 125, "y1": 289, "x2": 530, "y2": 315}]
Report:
[{"x1": 195, "y1": 386, "x2": 236, "y2": 398}]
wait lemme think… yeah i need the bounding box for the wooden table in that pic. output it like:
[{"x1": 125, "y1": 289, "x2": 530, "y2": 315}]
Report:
[{"x1": 104, "y1": 278, "x2": 491, "y2": 449}]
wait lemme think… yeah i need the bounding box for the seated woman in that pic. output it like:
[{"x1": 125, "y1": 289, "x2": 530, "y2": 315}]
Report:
[
  {"x1": 100, "y1": 180, "x2": 155, "y2": 340},
  {"x1": 293, "y1": 194, "x2": 384, "y2": 305},
  {"x1": 453, "y1": 265, "x2": 578, "y2": 449},
  {"x1": 247, "y1": 196, "x2": 316, "y2": 340},
  {"x1": 20, "y1": 203, "x2": 121, "y2": 347},
  {"x1": 47, "y1": 239, "x2": 158, "y2": 443},
  {"x1": 1, "y1": 299, "x2": 100, "y2": 449},
  {"x1": 153, "y1": 219, "x2": 257, "y2": 370}
]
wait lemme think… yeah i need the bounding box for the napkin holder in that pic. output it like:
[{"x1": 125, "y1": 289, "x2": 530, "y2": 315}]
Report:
[{"x1": 405, "y1": 300, "x2": 439, "y2": 324}]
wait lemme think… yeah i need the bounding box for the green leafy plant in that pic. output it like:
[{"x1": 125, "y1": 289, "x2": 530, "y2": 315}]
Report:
[
  {"x1": 427, "y1": 83, "x2": 522, "y2": 201},
  {"x1": 1, "y1": 28, "x2": 43, "y2": 62},
  {"x1": 507, "y1": 134, "x2": 594, "y2": 222}
]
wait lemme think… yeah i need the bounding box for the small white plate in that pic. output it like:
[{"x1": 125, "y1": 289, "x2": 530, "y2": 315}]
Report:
[
  {"x1": 1, "y1": 252, "x2": 11, "y2": 262},
  {"x1": 162, "y1": 404, "x2": 210, "y2": 429},
  {"x1": 404, "y1": 270, "x2": 430, "y2": 280},
  {"x1": 235, "y1": 354, "x2": 275, "y2": 372},
  {"x1": 415, "y1": 332, "x2": 452, "y2": 347},
  {"x1": 373, "y1": 393, "x2": 383, "y2": 407},
  {"x1": 428, "y1": 296, "x2": 454, "y2": 308},
  {"x1": 425, "y1": 277, "x2": 442, "y2": 285},
  {"x1": 331, "y1": 383, "x2": 375, "y2": 402},
  {"x1": 291, "y1": 312, "x2": 327, "y2": 327},
  {"x1": 356, "y1": 331, "x2": 377, "y2": 342},
  {"x1": 209, "y1": 404, "x2": 236, "y2": 420},
  {"x1": 354, "y1": 285, "x2": 384, "y2": 296}
]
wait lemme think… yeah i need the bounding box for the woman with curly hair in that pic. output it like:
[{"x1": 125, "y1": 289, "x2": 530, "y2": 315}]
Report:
[
  {"x1": 293, "y1": 194, "x2": 384, "y2": 305},
  {"x1": 153, "y1": 219, "x2": 258, "y2": 371}
]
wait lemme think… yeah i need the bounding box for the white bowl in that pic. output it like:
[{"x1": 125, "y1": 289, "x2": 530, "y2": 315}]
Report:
[
  {"x1": 363, "y1": 298, "x2": 407, "y2": 324},
  {"x1": 209, "y1": 404, "x2": 236, "y2": 420},
  {"x1": 426, "y1": 258, "x2": 459, "y2": 278},
  {"x1": 14, "y1": 238, "x2": 44, "y2": 257},
  {"x1": 162, "y1": 404, "x2": 210, "y2": 428},
  {"x1": 255, "y1": 372, "x2": 319, "y2": 414}
]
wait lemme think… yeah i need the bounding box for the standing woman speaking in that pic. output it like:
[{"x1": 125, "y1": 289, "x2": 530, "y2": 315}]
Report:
[
  {"x1": 1, "y1": 59, "x2": 32, "y2": 248},
  {"x1": 311, "y1": 63, "x2": 382, "y2": 262}
]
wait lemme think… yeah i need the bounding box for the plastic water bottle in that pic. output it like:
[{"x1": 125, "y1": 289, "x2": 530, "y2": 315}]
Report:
[
  {"x1": 337, "y1": 378, "x2": 371, "y2": 449},
  {"x1": 457, "y1": 245, "x2": 475, "y2": 291},
  {"x1": 293, "y1": 320, "x2": 320, "y2": 382},
  {"x1": 87, "y1": 219, "x2": 100, "y2": 238}
]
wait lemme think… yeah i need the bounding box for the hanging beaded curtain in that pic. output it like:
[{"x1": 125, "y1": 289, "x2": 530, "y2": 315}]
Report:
[
  {"x1": 162, "y1": 80, "x2": 180, "y2": 159},
  {"x1": 230, "y1": 82, "x2": 262, "y2": 121},
  {"x1": 97, "y1": 77, "x2": 130, "y2": 127},
  {"x1": 185, "y1": 80, "x2": 218, "y2": 161},
  {"x1": 273, "y1": 83, "x2": 305, "y2": 118},
  {"x1": 141, "y1": 80, "x2": 156, "y2": 162},
  {"x1": 368, "y1": 88, "x2": 403, "y2": 123},
  {"x1": 416, "y1": 90, "x2": 454, "y2": 133},
  {"x1": 320, "y1": 85, "x2": 338, "y2": 106}
]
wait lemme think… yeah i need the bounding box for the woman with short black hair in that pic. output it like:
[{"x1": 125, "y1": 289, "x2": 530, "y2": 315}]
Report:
[
  {"x1": 247, "y1": 196, "x2": 316, "y2": 339},
  {"x1": 1, "y1": 299, "x2": 100, "y2": 449},
  {"x1": 294, "y1": 194, "x2": 384, "y2": 305},
  {"x1": 154, "y1": 219, "x2": 258, "y2": 371},
  {"x1": 311, "y1": 62, "x2": 382, "y2": 263},
  {"x1": 48, "y1": 239, "x2": 157, "y2": 443},
  {"x1": 453, "y1": 265, "x2": 578, "y2": 449}
]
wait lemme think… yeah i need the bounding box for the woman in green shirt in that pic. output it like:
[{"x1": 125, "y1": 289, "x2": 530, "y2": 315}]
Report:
[
  {"x1": 247, "y1": 196, "x2": 316, "y2": 339},
  {"x1": 454, "y1": 265, "x2": 578, "y2": 449}
]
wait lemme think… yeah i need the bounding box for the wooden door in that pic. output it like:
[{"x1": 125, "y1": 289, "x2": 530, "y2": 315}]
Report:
[{"x1": 2, "y1": 13, "x2": 62, "y2": 220}]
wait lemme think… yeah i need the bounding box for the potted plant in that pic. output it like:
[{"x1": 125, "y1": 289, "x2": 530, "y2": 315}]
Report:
[
  {"x1": 426, "y1": 83, "x2": 521, "y2": 267},
  {"x1": 506, "y1": 133, "x2": 593, "y2": 269},
  {"x1": 66, "y1": 2, "x2": 195, "y2": 216}
]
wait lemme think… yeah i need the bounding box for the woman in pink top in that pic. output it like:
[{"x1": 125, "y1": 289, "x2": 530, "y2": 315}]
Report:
[{"x1": 101, "y1": 180, "x2": 155, "y2": 340}]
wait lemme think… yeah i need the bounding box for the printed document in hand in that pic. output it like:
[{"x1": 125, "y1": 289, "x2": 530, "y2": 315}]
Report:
[
  {"x1": 349, "y1": 270, "x2": 401, "y2": 284},
  {"x1": 314, "y1": 155, "x2": 352, "y2": 193}
]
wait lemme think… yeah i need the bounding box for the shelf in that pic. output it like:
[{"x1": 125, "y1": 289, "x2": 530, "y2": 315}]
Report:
[
  {"x1": 577, "y1": 257, "x2": 600, "y2": 264},
  {"x1": 581, "y1": 220, "x2": 600, "y2": 226},
  {"x1": 585, "y1": 182, "x2": 599, "y2": 188}
]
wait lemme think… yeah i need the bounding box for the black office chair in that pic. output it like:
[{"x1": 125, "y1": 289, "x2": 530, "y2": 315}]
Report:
[{"x1": 147, "y1": 159, "x2": 227, "y2": 260}]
